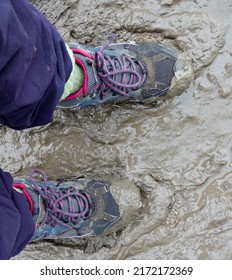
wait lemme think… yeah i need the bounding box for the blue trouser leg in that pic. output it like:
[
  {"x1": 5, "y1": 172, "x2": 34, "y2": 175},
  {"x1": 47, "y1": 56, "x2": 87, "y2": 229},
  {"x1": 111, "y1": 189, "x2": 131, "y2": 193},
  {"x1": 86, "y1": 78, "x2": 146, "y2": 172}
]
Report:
[
  {"x1": 0, "y1": 0, "x2": 72, "y2": 130},
  {"x1": 0, "y1": 168, "x2": 34, "y2": 259}
]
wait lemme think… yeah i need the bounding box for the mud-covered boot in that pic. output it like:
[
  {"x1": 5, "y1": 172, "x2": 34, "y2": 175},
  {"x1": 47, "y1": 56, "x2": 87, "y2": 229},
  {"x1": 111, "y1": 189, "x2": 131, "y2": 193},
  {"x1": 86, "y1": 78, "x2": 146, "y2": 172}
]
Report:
[
  {"x1": 13, "y1": 169, "x2": 141, "y2": 241},
  {"x1": 57, "y1": 41, "x2": 193, "y2": 109}
]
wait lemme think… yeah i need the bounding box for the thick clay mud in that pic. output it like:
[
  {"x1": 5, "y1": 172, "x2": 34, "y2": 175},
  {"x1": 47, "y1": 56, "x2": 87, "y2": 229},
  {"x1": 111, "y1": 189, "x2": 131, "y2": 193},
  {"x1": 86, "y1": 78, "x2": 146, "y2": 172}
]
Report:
[{"x1": 10, "y1": 0, "x2": 232, "y2": 259}]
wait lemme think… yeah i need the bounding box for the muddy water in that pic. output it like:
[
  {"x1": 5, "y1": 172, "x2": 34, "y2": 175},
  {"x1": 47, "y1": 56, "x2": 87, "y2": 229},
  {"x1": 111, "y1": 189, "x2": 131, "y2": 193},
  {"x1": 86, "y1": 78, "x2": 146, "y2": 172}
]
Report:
[{"x1": 10, "y1": 0, "x2": 232, "y2": 259}]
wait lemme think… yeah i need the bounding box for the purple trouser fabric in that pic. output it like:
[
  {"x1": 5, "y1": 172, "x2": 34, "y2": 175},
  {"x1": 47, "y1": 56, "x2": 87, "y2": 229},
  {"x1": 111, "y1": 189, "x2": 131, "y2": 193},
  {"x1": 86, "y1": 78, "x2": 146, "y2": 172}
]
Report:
[
  {"x1": 0, "y1": 0, "x2": 72, "y2": 130},
  {"x1": 0, "y1": 0, "x2": 72, "y2": 259},
  {"x1": 0, "y1": 169, "x2": 34, "y2": 260}
]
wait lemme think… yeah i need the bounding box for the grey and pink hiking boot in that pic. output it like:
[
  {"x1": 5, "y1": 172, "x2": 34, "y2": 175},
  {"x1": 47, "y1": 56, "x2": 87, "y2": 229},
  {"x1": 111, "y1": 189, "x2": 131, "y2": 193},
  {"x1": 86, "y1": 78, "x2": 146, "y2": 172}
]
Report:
[
  {"x1": 13, "y1": 169, "x2": 141, "y2": 241},
  {"x1": 57, "y1": 41, "x2": 193, "y2": 109}
]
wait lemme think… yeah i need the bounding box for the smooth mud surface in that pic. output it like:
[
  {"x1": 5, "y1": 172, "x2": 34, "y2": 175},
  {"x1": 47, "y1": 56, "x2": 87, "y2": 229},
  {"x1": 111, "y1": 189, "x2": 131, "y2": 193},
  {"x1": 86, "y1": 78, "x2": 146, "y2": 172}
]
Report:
[{"x1": 10, "y1": 0, "x2": 232, "y2": 259}]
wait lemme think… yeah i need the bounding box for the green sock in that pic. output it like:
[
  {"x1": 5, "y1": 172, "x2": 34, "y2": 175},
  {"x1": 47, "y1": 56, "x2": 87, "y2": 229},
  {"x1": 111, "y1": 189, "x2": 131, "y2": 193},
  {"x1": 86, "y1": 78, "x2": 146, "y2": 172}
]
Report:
[{"x1": 60, "y1": 44, "x2": 84, "y2": 100}]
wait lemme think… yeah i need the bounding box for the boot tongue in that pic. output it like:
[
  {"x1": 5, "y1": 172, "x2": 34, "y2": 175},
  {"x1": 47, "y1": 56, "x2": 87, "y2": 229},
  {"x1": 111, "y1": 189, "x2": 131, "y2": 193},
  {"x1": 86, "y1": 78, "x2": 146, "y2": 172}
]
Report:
[
  {"x1": 75, "y1": 50, "x2": 145, "y2": 99},
  {"x1": 25, "y1": 188, "x2": 45, "y2": 225},
  {"x1": 27, "y1": 184, "x2": 94, "y2": 226},
  {"x1": 74, "y1": 53, "x2": 99, "y2": 94}
]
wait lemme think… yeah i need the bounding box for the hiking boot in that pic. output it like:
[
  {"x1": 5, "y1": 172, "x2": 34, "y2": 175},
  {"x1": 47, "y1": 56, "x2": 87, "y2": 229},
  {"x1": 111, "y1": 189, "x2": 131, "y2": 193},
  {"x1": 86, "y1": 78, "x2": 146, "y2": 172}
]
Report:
[
  {"x1": 57, "y1": 41, "x2": 193, "y2": 109},
  {"x1": 13, "y1": 169, "x2": 141, "y2": 241}
]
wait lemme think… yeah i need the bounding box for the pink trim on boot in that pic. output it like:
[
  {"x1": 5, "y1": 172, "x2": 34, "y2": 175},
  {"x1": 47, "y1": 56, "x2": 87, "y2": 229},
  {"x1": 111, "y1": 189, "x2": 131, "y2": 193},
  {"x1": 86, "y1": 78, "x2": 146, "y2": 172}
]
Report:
[
  {"x1": 64, "y1": 48, "x2": 91, "y2": 100},
  {"x1": 13, "y1": 183, "x2": 33, "y2": 214}
]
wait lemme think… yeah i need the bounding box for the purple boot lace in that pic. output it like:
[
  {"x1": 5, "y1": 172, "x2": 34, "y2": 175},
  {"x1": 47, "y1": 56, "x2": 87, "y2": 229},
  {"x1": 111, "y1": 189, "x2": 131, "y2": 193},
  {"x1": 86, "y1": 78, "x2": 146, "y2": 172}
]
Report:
[
  {"x1": 29, "y1": 169, "x2": 94, "y2": 229},
  {"x1": 91, "y1": 42, "x2": 147, "y2": 98}
]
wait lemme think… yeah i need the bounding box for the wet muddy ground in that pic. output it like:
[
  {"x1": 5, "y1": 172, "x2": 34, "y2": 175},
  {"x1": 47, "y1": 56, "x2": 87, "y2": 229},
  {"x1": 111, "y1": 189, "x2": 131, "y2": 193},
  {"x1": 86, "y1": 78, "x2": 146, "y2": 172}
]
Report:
[{"x1": 10, "y1": 0, "x2": 232, "y2": 259}]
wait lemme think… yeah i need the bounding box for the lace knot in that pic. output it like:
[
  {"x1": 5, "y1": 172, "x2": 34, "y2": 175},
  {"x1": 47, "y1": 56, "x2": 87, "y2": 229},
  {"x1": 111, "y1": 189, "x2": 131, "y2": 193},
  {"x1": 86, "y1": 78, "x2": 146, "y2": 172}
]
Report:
[
  {"x1": 92, "y1": 44, "x2": 146, "y2": 98},
  {"x1": 29, "y1": 169, "x2": 94, "y2": 229}
]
